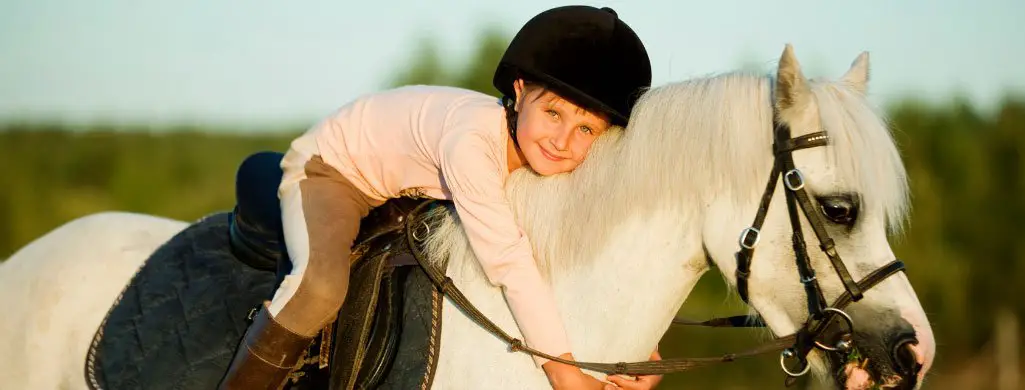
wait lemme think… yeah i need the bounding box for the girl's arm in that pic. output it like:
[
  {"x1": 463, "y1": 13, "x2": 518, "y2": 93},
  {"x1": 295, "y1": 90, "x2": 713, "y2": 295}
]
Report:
[
  {"x1": 440, "y1": 131, "x2": 572, "y2": 367},
  {"x1": 440, "y1": 130, "x2": 611, "y2": 389}
]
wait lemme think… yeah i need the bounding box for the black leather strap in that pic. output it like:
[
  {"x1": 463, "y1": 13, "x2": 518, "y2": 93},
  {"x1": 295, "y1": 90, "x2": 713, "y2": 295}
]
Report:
[
  {"x1": 774, "y1": 132, "x2": 829, "y2": 155},
  {"x1": 672, "y1": 315, "x2": 766, "y2": 328},
  {"x1": 735, "y1": 162, "x2": 781, "y2": 303},
  {"x1": 781, "y1": 152, "x2": 864, "y2": 301},
  {"x1": 785, "y1": 190, "x2": 826, "y2": 317}
]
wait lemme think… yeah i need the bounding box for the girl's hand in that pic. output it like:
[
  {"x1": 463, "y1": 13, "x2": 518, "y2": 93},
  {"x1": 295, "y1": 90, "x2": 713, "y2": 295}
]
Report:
[
  {"x1": 543, "y1": 353, "x2": 617, "y2": 390},
  {"x1": 605, "y1": 350, "x2": 664, "y2": 389}
]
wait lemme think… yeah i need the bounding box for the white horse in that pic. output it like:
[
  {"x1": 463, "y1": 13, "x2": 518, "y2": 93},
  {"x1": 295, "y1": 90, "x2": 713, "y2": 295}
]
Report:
[{"x1": 0, "y1": 45, "x2": 934, "y2": 389}]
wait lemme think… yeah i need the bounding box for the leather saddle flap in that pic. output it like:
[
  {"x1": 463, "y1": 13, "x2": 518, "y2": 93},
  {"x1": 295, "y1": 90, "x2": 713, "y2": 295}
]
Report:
[{"x1": 329, "y1": 242, "x2": 394, "y2": 390}]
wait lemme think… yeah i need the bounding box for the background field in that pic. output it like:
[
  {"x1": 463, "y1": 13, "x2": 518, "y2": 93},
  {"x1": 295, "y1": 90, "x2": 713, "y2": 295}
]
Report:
[{"x1": 3, "y1": 13, "x2": 1023, "y2": 390}]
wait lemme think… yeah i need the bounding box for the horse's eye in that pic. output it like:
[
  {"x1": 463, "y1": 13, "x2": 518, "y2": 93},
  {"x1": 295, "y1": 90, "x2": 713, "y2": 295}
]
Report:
[{"x1": 817, "y1": 195, "x2": 858, "y2": 226}]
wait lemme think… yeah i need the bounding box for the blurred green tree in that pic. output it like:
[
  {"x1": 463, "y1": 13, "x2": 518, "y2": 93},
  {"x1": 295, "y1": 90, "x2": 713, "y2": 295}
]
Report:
[{"x1": 386, "y1": 28, "x2": 510, "y2": 97}]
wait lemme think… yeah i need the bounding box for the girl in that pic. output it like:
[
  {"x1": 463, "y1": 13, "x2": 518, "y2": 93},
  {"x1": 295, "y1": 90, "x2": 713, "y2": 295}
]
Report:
[{"x1": 220, "y1": 5, "x2": 655, "y2": 390}]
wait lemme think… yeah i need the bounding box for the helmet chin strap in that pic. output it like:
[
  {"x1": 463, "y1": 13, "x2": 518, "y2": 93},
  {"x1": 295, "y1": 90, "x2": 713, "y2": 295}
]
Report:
[{"x1": 502, "y1": 96, "x2": 521, "y2": 150}]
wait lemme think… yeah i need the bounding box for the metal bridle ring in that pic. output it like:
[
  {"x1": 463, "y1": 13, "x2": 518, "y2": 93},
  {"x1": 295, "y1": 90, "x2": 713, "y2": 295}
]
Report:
[
  {"x1": 411, "y1": 221, "x2": 431, "y2": 242},
  {"x1": 784, "y1": 169, "x2": 805, "y2": 191},
  {"x1": 779, "y1": 350, "x2": 812, "y2": 377},
  {"x1": 813, "y1": 307, "x2": 855, "y2": 352}
]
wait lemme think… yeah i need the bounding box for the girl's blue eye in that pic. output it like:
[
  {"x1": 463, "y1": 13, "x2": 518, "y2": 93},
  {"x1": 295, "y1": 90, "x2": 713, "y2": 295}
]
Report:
[
  {"x1": 580, "y1": 126, "x2": 594, "y2": 135},
  {"x1": 546, "y1": 110, "x2": 560, "y2": 120}
]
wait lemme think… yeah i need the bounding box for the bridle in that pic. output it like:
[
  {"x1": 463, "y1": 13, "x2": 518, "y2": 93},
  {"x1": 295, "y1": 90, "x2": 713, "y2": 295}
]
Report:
[
  {"x1": 730, "y1": 115, "x2": 907, "y2": 382},
  {"x1": 399, "y1": 111, "x2": 908, "y2": 386}
]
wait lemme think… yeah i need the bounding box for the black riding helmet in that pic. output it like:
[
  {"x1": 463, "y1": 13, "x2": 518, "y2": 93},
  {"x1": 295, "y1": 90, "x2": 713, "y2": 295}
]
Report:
[{"x1": 493, "y1": 5, "x2": 652, "y2": 127}]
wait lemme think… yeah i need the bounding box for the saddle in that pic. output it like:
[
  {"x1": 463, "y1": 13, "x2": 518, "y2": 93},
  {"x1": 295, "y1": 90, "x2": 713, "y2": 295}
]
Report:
[
  {"x1": 226, "y1": 150, "x2": 448, "y2": 389},
  {"x1": 306, "y1": 196, "x2": 447, "y2": 390},
  {"x1": 86, "y1": 153, "x2": 448, "y2": 390}
]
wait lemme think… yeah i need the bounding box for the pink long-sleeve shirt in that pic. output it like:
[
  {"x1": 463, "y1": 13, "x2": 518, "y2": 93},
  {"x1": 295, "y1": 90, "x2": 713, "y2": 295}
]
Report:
[{"x1": 288, "y1": 85, "x2": 570, "y2": 366}]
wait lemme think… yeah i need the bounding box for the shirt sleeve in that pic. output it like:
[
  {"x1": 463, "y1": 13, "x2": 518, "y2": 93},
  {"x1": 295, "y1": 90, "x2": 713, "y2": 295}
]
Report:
[{"x1": 439, "y1": 129, "x2": 572, "y2": 367}]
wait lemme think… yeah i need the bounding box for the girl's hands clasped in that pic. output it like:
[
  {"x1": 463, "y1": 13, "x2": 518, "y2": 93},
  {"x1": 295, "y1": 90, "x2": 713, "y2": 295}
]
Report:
[
  {"x1": 605, "y1": 350, "x2": 663, "y2": 389},
  {"x1": 543, "y1": 350, "x2": 664, "y2": 390}
]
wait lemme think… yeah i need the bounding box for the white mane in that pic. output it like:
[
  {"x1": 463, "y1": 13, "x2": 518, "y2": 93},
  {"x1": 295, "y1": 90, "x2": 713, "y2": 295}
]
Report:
[
  {"x1": 808, "y1": 80, "x2": 910, "y2": 234},
  {"x1": 426, "y1": 70, "x2": 909, "y2": 280}
]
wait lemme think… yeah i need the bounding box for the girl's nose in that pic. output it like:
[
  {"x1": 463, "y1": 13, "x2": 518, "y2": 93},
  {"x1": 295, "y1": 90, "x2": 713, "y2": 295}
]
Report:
[{"x1": 551, "y1": 125, "x2": 573, "y2": 151}]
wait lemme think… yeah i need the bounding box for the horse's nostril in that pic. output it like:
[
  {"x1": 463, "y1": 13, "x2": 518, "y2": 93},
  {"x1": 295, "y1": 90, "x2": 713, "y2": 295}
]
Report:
[{"x1": 892, "y1": 336, "x2": 922, "y2": 378}]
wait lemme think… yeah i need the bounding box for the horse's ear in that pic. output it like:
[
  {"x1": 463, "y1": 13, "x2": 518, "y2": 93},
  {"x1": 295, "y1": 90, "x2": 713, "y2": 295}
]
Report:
[
  {"x1": 841, "y1": 51, "x2": 870, "y2": 95},
  {"x1": 775, "y1": 44, "x2": 809, "y2": 112}
]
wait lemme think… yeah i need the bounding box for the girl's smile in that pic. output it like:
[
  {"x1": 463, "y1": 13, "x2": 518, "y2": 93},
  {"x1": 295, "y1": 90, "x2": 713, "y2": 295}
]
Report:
[{"x1": 508, "y1": 78, "x2": 610, "y2": 176}]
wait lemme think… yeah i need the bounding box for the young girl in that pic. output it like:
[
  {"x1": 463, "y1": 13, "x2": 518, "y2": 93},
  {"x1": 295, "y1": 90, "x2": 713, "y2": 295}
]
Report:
[{"x1": 220, "y1": 6, "x2": 656, "y2": 390}]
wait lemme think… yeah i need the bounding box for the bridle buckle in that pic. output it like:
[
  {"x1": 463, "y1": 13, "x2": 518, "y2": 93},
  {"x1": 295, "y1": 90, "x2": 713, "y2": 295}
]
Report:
[{"x1": 738, "y1": 227, "x2": 761, "y2": 249}]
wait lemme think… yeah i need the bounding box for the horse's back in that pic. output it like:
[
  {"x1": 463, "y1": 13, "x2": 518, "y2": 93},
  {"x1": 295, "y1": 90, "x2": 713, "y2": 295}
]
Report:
[{"x1": 0, "y1": 211, "x2": 187, "y2": 389}]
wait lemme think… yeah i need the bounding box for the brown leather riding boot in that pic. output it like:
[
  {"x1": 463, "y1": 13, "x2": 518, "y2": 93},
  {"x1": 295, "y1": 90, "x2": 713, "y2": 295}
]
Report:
[{"x1": 219, "y1": 301, "x2": 314, "y2": 390}]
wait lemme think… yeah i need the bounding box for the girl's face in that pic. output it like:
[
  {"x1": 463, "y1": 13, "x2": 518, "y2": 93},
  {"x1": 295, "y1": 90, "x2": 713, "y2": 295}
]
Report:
[{"x1": 511, "y1": 79, "x2": 610, "y2": 176}]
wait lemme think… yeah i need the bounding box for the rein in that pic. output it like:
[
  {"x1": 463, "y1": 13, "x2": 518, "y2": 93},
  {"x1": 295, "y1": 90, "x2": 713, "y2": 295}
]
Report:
[{"x1": 398, "y1": 116, "x2": 907, "y2": 384}]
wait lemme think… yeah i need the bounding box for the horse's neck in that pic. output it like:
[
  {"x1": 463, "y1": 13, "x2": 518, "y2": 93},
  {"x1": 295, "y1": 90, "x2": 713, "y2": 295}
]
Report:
[
  {"x1": 505, "y1": 168, "x2": 714, "y2": 361},
  {"x1": 430, "y1": 190, "x2": 711, "y2": 366},
  {"x1": 548, "y1": 207, "x2": 711, "y2": 362}
]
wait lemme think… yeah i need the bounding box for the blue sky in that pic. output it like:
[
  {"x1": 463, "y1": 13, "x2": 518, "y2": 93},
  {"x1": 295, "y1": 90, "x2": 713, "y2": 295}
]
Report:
[{"x1": 2, "y1": 0, "x2": 1023, "y2": 129}]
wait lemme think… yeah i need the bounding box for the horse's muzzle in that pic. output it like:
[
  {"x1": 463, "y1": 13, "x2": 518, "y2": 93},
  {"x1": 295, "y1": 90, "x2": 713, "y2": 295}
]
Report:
[{"x1": 829, "y1": 323, "x2": 923, "y2": 390}]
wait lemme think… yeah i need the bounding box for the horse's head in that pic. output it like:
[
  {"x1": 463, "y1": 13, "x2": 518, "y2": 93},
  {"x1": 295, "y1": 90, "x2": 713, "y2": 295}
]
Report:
[{"x1": 703, "y1": 45, "x2": 935, "y2": 389}]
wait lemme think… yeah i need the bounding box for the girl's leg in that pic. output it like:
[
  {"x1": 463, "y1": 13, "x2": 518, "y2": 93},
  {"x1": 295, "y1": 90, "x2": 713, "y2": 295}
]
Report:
[
  {"x1": 230, "y1": 151, "x2": 286, "y2": 272},
  {"x1": 272, "y1": 154, "x2": 374, "y2": 333},
  {"x1": 219, "y1": 153, "x2": 373, "y2": 390}
]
